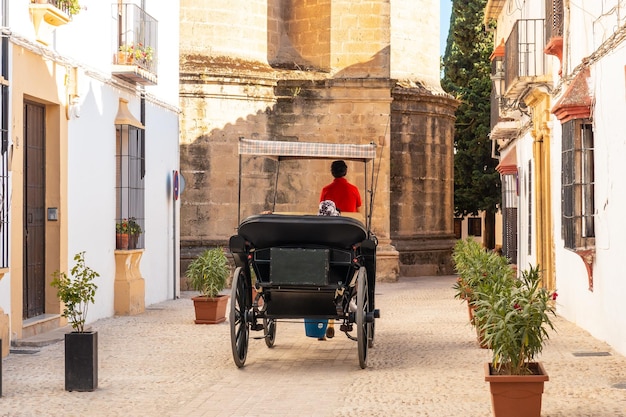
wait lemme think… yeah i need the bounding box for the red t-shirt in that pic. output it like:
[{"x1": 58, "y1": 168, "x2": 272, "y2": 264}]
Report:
[{"x1": 320, "y1": 178, "x2": 362, "y2": 212}]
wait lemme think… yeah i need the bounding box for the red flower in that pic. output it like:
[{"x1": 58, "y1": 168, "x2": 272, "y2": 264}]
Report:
[
  {"x1": 514, "y1": 303, "x2": 521, "y2": 310},
  {"x1": 552, "y1": 291, "x2": 558, "y2": 301}
]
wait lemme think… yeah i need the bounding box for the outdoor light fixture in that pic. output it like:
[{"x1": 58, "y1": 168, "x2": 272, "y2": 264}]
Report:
[
  {"x1": 490, "y1": 56, "x2": 506, "y2": 107},
  {"x1": 490, "y1": 58, "x2": 530, "y2": 116}
]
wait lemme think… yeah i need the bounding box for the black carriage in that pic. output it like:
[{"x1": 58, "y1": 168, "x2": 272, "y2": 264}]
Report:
[{"x1": 228, "y1": 139, "x2": 380, "y2": 369}]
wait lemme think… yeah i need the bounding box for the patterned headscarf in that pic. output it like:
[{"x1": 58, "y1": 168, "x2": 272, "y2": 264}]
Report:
[{"x1": 318, "y1": 200, "x2": 341, "y2": 216}]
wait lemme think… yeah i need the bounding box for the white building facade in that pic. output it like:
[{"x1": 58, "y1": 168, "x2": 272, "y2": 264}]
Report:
[
  {"x1": 0, "y1": 0, "x2": 180, "y2": 357},
  {"x1": 486, "y1": 0, "x2": 626, "y2": 356}
]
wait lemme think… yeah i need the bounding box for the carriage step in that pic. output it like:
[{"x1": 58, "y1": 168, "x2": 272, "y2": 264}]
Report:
[
  {"x1": 251, "y1": 324, "x2": 264, "y2": 331},
  {"x1": 374, "y1": 309, "x2": 380, "y2": 318},
  {"x1": 340, "y1": 324, "x2": 353, "y2": 332}
]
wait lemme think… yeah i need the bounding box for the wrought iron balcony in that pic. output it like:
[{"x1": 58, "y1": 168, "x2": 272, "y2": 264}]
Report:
[
  {"x1": 503, "y1": 19, "x2": 550, "y2": 98},
  {"x1": 111, "y1": 3, "x2": 158, "y2": 86},
  {"x1": 30, "y1": 0, "x2": 78, "y2": 25},
  {"x1": 29, "y1": 0, "x2": 78, "y2": 43},
  {"x1": 489, "y1": 19, "x2": 551, "y2": 142}
]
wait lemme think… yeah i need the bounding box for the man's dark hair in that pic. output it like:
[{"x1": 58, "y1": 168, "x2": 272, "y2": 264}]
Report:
[{"x1": 331, "y1": 160, "x2": 347, "y2": 178}]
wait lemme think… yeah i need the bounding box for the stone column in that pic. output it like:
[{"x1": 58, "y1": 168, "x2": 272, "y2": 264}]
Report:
[{"x1": 390, "y1": 86, "x2": 459, "y2": 276}]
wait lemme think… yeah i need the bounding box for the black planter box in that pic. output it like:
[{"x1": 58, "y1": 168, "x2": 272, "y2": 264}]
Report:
[{"x1": 65, "y1": 331, "x2": 98, "y2": 392}]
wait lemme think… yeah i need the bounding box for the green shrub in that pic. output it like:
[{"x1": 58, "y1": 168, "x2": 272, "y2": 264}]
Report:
[
  {"x1": 475, "y1": 264, "x2": 557, "y2": 375},
  {"x1": 186, "y1": 248, "x2": 230, "y2": 298}
]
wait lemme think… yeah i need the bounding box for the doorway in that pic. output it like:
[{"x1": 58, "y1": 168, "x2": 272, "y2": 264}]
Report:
[{"x1": 23, "y1": 100, "x2": 46, "y2": 319}]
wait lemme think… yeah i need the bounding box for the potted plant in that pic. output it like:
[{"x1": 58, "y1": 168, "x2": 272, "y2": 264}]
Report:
[
  {"x1": 474, "y1": 264, "x2": 557, "y2": 417},
  {"x1": 128, "y1": 217, "x2": 142, "y2": 249},
  {"x1": 50, "y1": 251, "x2": 99, "y2": 392},
  {"x1": 186, "y1": 247, "x2": 231, "y2": 324},
  {"x1": 133, "y1": 43, "x2": 154, "y2": 67},
  {"x1": 452, "y1": 238, "x2": 515, "y2": 347},
  {"x1": 115, "y1": 218, "x2": 129, "y2": 250},
  {"x1": 117, "y1": 43, "x2": 135, "y2": 65},
  {"x1": 58, "y1": 0, "x2": 81, "y2": 17}
]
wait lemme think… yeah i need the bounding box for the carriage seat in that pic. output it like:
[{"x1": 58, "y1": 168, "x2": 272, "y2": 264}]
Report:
[{"x1": 236, "y1": 214, "x2": 368, "y2": 250}]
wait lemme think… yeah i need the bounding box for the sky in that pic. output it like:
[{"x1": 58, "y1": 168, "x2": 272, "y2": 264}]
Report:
[{"x1": 441, "y1": 0, "x2": 452, "y2": 56}]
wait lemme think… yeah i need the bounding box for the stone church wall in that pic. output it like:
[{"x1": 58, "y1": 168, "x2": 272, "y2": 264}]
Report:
[{"x1": 179, "y1": 0, "x2": 458, "y2": 283}]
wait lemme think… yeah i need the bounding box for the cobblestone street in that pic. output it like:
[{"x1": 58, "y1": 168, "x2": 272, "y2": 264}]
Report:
[{"x1": 1, "y1": 276, "x2": 625, "y2": 417}]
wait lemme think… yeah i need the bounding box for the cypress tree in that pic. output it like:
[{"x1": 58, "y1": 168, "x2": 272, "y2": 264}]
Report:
[{"x1": 442, "y1": 0, "x2": 500, "y2": 249}]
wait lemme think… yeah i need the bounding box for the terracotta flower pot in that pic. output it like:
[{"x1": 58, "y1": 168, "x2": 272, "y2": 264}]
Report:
[
  {"x1": 192, "y1": 295, "x2": 229, "y2": 324},
  {"x1": 485, "y1": 362, "x2": 549, "y2": 417},
  {"x1": 117, "y1": 52, "x2": 133, "y2": 65},
  {"x1": 116, "y1": 233, "x2": 129, "y2": 250}
]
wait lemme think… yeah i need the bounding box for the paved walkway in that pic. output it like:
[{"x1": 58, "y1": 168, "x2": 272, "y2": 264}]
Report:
[{"x1": 1, "y1": 276, "x2": 626, "y2": 417}]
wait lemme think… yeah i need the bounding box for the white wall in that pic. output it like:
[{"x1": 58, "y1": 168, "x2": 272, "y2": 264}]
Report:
[
  {"x1": 550, "y1": 2, "x2": 626, "y2": 356},
  {"x1": 8, "y1": 0, "x2": 180, "y2": 324}
]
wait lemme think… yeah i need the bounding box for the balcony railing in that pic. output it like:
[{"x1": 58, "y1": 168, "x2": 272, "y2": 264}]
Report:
[
  {"x1": 504, "y1": 19, "x2": 548, "y2": 96},
  {"x1": 36, "y1": 0, "x2": 75, "y2": 17},
  {"x1": 111, "y1": 3, "x2": 158, "y2": 85}
]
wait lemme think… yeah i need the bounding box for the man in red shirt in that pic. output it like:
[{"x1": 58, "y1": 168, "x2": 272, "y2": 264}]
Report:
[
  {"x1": 318, "y1": 160, "x2": 362, "y2": 340},
  {"x1": 320, "y1": 160, "x2": 362, "y2": 213}
]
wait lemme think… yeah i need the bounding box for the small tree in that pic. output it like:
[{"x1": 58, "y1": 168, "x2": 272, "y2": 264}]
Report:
[
  {"x1": 51, "y1": 252, "x2": 99, "y2": 332},
  {"x1": 442, "y1": 0, "x2": 500, "y2": 248}
]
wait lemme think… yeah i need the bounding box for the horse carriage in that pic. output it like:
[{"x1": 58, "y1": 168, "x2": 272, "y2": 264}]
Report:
[{"x1": 228, "y1": 139, "x2": 380, "y2": 369}]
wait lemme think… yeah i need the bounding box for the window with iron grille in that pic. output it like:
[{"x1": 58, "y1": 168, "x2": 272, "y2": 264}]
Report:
[
  {"x1": 116, "y1": 124, "x2": 145, "y2": 249},
  {"x1": 501, "y1": 173, "x2": 518, "y2": 264},
  {"x1": 561, "y1": 119, "x2": 595, "y2": 250},
  {"x1": 546, "y1": 0, "x2": 564, "y2": 41},
  {"x1": 527, "y1": 161, "x2": 532, "y2": 255}
]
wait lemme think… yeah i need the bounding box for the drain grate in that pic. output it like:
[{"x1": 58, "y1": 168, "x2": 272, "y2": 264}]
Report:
[
  {"x1": 572, "y1": 351, "x2": 611, "y2": 357},
  {"x1": 10, "y1": 349, "x2": 40, "y2": 355}
]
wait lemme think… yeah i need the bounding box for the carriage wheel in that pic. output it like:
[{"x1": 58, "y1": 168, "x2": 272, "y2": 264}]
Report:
[
  {"x1": 230, "y1": 267, "x2": 250, "y2": 368},
  {"x1": 263, "y1": 318, "x2": 276, "y2": 348},
  {"x1": 356, "y1": 266, "x2": 369, "y2": 369}
]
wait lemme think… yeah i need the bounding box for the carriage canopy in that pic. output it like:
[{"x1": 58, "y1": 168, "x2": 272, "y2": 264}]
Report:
[{"x1": 238, "y1": 138, "x2": 376, "y2": 161}]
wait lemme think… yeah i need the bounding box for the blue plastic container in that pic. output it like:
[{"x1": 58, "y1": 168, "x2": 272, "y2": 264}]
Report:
[{"x1": 304, "y1": 319, "x2": 328, "y2": 338}]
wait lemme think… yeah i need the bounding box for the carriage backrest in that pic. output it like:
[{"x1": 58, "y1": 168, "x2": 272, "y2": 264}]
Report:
[{"x1": 236, "y1": 214, "x2": 367, "y2": 250}]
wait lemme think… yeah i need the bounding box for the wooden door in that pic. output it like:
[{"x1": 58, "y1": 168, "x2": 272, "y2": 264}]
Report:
[{"x1": 23, "y1": 101, "x2": 46, "y2": 319}]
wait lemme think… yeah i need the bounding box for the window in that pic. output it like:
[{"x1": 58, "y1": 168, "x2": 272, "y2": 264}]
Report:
[
  {"x1": 546, "y1": 0, "x2": 563, "y2": 41},
  {"x1": 115, "y1": 99, "x2": 145, "y2": 250},
  {"x1": 527, "y1": 161, "x2": 532, "y2": 255},
  {"x1": 501, "y1": 173, "x2": 518, "y2": 263},
  {"x1": 454, "y1": 218, "x2": 462, "y2": 239},
  {"x1": 562, "y1": 119, "x2": 595, "y2": 250},
  {"x1": 468, "y1": 218, "x2": 482, "y2": 237}
]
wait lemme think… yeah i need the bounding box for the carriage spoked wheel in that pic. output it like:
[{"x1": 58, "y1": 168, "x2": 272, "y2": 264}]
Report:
[
  {"x1": 230, "y1": 266, "x2": 250, "y2": 368},
  {"x1": 263, "y1": 318, "x2": 276, "y2": 348},
  {"x1": 356, "y1": 266, "x2": 370, "y2": 369}
]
